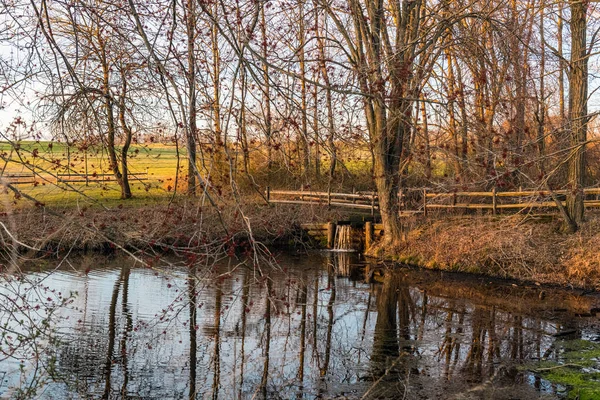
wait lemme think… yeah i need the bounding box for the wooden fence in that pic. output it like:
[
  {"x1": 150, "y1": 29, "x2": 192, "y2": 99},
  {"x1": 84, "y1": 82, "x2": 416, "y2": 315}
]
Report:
[
  {"x1": 0, "y1": 173, "x2": 37, "y2": 185},
  {"x1": 57, "y1": 170, "x2": 148, "y2": 185},
  {"x1": 267, "y1": 187, "x2": 600, "y2": 215},
  {"x1": 0, "y1": 170, "x2": 150, "y2": 187}
]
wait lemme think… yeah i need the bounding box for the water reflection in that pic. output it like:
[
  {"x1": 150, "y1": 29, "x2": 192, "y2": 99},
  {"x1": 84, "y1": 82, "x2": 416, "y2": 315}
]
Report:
[
  {"x1": 188, "y1": 268, "x2": 197, "y2": 400},
  {"x1": 1, "y1": 252, "x2": 598, "y2": 399}
]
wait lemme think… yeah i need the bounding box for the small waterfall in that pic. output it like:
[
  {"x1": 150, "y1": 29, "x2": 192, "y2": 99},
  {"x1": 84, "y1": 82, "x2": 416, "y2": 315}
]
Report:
[{"x1": 333, "y1": 225, "x2": 355, "y2": 252}]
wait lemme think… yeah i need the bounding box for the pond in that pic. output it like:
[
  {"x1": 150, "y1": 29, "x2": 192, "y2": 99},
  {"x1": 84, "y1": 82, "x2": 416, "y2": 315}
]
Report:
[{"x1": 1, "y1": 251, "x2": 599, "y2": 399}]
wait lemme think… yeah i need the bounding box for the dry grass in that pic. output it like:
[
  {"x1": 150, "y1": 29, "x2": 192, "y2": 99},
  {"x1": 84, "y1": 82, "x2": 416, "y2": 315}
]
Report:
[
  {"x1": 0, "y1": 197, "x2": 349, "y2": 255},
  {"x1": 377, "y1": 212, "x2": 600, "y2": 290},
  {"x1": 561, "y1": 217, "x2": 600, "y2": 285}
]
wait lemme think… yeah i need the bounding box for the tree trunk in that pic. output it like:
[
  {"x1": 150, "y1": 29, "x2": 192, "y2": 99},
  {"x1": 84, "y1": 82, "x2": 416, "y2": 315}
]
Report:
[
  {"x1": 186, "y1": 0, "x2": 197, "y2": 196},
  {"x1": 420, "y1": 96, "x2": 432, "y2": 180},
  {"x1": 212, "y1": 1, "x2": 224, "y2": 176},
  {"x1": 558, "y1": 1, "x2": 566, "y2": 127},
  {"x1": 315, "y1": 11, "x2": 336, "y2": 181},
  {"x1": 298, "y1": 0, "x2": 310, "y2": 178},
  {"x1": 371, "y1": 98, "x2": 404, "y2": 244},
  {"x1": 313, "y1": 78, "x2": 320, "y2": 179},
  {"x1": 565, "y1": 0, "x2": 588, "y2": 230},
  {"x1": 446, "y1": 48, "x2": 462, "y2": 179},
  {"x1": 261, "y1": 7, "x2": 273, "y2": 176},
  {"x1": 239, "y1": 64, "x2": 250, "y2": 174},
  {"x1": 536, "y1": 0, "x2": 546, "y2": 174},
  {"x1": 101, "y1": 47, "x2": 128, "y2": 199},
  {"x1": 118, "y1": 70, "x2": 133, "y2": 199}
]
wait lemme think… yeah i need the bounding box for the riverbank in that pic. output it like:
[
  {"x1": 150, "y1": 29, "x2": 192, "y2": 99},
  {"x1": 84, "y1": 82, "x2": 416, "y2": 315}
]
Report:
[
  {"x1": 6, "y1": 196, "x2": 600, "y2": 292},
  {"x1": 0, "y1": 200, "x2": 347, "y2": 255},
  {"x1": 369, "y1": 212, "x2": 600, "y2": 290}
]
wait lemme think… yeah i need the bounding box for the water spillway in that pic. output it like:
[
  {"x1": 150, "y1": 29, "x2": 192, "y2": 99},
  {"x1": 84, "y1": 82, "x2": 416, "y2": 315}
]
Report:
[{"x1": 333, "y1": 224, "x2": 355, "y2": 251}]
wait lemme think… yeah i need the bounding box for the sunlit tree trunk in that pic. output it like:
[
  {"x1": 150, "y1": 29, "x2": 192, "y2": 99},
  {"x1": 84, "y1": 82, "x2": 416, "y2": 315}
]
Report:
[
  {"x1": 536, "y1": 0, "x2": 546, "y2": 174},
  {"x1": 315, "y1": 9, "x2": 336, "y2": 181},
  {"x1": 238, "y1": 64, "x2": 250, "y2": 174},
  {"x1": 445, "y1": 48, "x2": 462, "y2": 178},
  {"x1": 454, "y1": 57, "x2": 469, "y2": 170},
  {"x1": 312, "y1": 78, "x2": 321, "y2": 179},
  {"x1": 100, "y1": 37, "x2": 129, "y2": 199},
  {"x1": 558, "y1": 1, "x2": 566, "y2": 127},
  {"x1": 297, "y1": 0, "x2": 310, "y2": 178},
  {"x1": 261, "y1": 7, "x2": 273, "y2": 176},
  {"x1": 510, "y1": 0, "x2": 526, "y2": 154},
  {"x1": 118, "y1": 68, "x2": 133, "y2": 199},
  {"x1": 185, "y1": 0, "x2": 197, "y2": 196},
  {"x1": 211, "y1": 1, "x2": 224, "y2": 176},
  {"x1": 565, "y1": 0, "x2": 588, "y2": 230},
  {"x1": 420, "y1": 96, "x2": 432, "y2": 180}
]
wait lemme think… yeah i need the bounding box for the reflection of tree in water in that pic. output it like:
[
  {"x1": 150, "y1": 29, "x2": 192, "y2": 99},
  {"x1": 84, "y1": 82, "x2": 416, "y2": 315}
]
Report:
[
  {"x1": 52, "y1": 264, "x2": 134, "y2": 398},
  {"x1": 212, "y1": 278, "x2": 223, "y2": 400},
  {"x1": 259, "y1": 278, "x2": 270, "y2": 399},
  {"x1": 42, "y1": 255, "x2": 586, "y2": 399},
  {"x1": 319, "y1": 262, "x2": 336, "y2": 377},
  {"x1": 188, "y1": 268, "x2": 197, "y2": 400},
  {"x1": 370, "y1": 271, "x2": 400, "y2": 377},
  {"x1": 102, "y1": 264, "x2": 131, "y2": 399},
  {"x1": 462, "y1": 306, "x2": 489, "y2": 378},
  {"x1": 296, "y1": 270, "x2": 308, "y2": 395},
  {"x1": 236, "y1": 270, "x2": 250, "y2": 399}
]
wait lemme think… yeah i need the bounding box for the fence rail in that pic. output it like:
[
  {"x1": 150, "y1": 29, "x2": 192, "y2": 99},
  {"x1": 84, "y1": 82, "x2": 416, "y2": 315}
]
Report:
[
  {"x1": 0, "y1": 173, "x2": 36, "y2": 185},
  {"x1": 1, "y1": 170, "x2": 150, "y2": 186},
  {"x1": 57, "y1": 171, "x2": 148, "y2": 185},
  {"x1": 267, "y1": 187, "x2": 600, "y2": 215}
]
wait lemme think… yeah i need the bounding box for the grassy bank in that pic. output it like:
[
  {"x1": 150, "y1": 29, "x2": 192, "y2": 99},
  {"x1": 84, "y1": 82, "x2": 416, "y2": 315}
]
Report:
[
  {"x1": 0, "y1": 199, "x2": 348, "y2": 254},
  {"x1": 370, "y1": 212, "x2": 600, "y2": 290}
]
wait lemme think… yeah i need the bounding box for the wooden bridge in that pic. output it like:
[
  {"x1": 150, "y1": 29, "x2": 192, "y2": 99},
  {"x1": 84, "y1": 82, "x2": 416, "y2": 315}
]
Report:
[{"x1": 267, "y1": 187, "x2": 600, "y2": 215}]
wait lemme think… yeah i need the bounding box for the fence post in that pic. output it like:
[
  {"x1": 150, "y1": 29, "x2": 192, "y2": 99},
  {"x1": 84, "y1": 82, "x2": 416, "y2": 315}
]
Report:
[
  {"x1": 266, "y1": 186, "x2": 271, "y2": 202},
  {"x1": 423, "y1": 188, "x2": 428, "y2": 217},
  {"x1": 328, "y1": 187, "x2": 332, "y2": 208},
  {"x1": 492, "y1": 187, "x2": 497, "y2": 216},
  {"x1": 327, "y1": 222, "x2": 336, "y2": 249},
  {"x1": 85, "y1": 149, "x2": 89, "y2": 186},
  {"x1": 365, "y1": 221, "x2": 373, "y2": 249}
]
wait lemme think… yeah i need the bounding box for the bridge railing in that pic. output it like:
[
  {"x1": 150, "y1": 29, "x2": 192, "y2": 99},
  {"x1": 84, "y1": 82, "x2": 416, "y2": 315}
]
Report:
[
  {"x1": 267, "y1": 187, "x2": 600, "y2": 215},
  {"x1": 267, "y1": 189, "x2": 379, "y2": 213}
]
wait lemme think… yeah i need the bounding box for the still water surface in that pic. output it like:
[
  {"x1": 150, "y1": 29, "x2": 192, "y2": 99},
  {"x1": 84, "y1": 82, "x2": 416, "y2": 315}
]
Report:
[{"x1": 1, "y1": 252, "x2": 599, "y2": 399}]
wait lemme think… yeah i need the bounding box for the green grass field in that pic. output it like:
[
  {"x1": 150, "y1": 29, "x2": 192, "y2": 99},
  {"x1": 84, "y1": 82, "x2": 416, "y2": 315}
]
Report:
[
  {"x1": 0, "y1": 141, "x2": 188, "y2": 209},
  {"x1": 0, "y1": 140, "x2": 378, "y2": 210}
]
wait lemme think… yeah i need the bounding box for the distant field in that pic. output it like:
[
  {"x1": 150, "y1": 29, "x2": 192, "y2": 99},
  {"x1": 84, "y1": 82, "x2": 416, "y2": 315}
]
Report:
[
  {"x1": 0, "y1": 141, "x2": 188, "y2": 208},
  {"x1": 0, "y1": 140, "x2": 376, "y2": 209}
]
